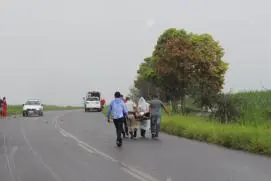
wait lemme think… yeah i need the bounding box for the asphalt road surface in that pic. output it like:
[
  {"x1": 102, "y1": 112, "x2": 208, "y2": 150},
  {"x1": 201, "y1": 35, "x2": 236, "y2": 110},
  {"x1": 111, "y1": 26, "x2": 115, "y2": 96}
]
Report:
[{"x1": 1, "y1": 110, "x2": 271, "y2": 181}]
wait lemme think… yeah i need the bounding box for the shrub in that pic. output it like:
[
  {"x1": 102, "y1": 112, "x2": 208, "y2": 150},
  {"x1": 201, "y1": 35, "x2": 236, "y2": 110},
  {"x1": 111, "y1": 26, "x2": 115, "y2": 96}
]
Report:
[{"x1": 211, "y1": 93, "x2": 242, "y2": 123}]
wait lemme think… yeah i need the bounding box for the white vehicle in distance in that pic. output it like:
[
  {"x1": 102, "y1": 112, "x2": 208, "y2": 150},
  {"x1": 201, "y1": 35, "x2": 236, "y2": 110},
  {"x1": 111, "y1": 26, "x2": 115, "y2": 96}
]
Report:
[
  {"x1": 22, "y1": 99, "x2": 44, "y2": 117},
  {"x1": 84, "y1": 97, "x2": 102, "y2": 112}
]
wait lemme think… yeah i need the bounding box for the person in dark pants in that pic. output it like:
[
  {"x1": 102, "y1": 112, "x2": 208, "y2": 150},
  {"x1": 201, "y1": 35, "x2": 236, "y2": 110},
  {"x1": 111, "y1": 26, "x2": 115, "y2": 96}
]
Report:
[
  {"x1": 107, "y1": 92, "x2": 128, "y2": 147},
  {"x1": 120, "y1": 94, "x2": 129, "y2": 137}
]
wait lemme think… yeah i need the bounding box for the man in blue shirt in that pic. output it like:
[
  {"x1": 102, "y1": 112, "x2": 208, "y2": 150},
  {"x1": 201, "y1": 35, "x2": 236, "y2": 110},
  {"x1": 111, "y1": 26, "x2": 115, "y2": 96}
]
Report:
[{"x1": 107, "y1": 91, "x2": 128, "y2": 147}]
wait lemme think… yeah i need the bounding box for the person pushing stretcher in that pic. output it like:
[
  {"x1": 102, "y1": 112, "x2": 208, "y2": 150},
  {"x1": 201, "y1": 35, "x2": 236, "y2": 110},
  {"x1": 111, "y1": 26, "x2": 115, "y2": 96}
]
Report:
[{"x1": 125, "y1": 96, "x2": 139, "y2": 139}]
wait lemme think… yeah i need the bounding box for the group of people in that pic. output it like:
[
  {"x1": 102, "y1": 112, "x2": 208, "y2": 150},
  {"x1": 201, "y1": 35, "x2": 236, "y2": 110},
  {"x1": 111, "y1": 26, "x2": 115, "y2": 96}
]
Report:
[
  {"x1": 107, "y1": 91, "x2": 169, "y2": 147},
  {"x1": 0, "y1": 97, "x2": 7, "y2": 118}
]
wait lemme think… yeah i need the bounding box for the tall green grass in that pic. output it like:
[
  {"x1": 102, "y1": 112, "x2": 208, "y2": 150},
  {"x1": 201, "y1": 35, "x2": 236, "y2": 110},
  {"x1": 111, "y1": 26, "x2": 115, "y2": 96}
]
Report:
[
  {"x1": 231, "y1": 90, "x2": 271, "y2": 126},
  {"x1": 161, "y1": 90, "x2": 271, "y2": 156}
]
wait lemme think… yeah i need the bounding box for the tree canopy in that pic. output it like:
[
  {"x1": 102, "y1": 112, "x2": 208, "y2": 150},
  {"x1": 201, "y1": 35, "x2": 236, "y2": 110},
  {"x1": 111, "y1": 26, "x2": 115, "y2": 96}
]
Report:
[{"x1": 133, "y1": 28, "x2": 229, "y2": 114}]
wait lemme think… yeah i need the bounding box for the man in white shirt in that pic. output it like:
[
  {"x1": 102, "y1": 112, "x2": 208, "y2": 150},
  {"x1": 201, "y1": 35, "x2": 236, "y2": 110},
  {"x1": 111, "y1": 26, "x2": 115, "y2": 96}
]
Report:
[
  {"x1": 125, "y1": 97, "x2": 138, "y2": 139},
  {"x1": 120, "y1": 94, "x2": 129, "y2": 137}
]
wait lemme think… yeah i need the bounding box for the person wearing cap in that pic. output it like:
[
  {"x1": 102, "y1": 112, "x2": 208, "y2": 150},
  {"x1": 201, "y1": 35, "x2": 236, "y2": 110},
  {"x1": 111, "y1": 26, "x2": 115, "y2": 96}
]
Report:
[
  {"x1": 107, "y1": 92, "x2": 128, "y2": 147},
  {"x1": 125, "y1": 96, "x2": 138, "y2": 139}
]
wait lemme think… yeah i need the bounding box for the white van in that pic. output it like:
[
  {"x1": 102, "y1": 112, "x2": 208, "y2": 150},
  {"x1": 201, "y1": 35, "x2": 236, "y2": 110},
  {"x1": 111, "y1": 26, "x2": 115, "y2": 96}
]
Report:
[
  {"x1": 84, "y1": 97, "x2": 102, "y2": 112},
  {"x1": 22, "y1": 99, "x2": 44, "y2": 117}
]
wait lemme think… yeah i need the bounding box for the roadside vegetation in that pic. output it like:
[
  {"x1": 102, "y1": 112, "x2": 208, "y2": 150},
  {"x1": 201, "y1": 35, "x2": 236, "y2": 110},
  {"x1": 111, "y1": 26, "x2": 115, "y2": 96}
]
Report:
[
  {"x1": 8, "y1": 105, "x2": 82, "y2": 116},
  {"x1": 127, "y1": 28, "x2": 271, "y2": 156}
]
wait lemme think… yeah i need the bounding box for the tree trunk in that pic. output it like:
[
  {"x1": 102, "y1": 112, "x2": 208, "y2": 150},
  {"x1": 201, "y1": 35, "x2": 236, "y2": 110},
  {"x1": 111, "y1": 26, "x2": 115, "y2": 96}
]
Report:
[
  {"x1": 171, "y1": 96, "x2": 178, "y2": 114},
  {"x1": 180, "y1": 95, "x2": 185, "y2": 115}
]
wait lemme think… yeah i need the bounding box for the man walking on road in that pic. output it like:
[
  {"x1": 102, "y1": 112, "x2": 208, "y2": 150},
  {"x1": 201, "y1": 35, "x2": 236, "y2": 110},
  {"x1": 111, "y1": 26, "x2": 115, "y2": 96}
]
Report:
[
  {"x1": 107, "y1": 92, "x2": 128, "y2": 147},
  {"x1": 149, "y1": 95, "x2": 169, "y2": 139}
]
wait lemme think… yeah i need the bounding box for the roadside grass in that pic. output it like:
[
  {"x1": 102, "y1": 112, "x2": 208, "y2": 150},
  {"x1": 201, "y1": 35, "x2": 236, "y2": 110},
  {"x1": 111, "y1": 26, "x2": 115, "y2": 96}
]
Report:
[
  {"x1": 161, "y1": 115, "x2": 271, "y2": 156},
  {"x1": 7, "y1": 105, "x2": 82, "y2": 116},
  {"x1": 103, "y1": 104, "x2": 271, "y2": 156}
]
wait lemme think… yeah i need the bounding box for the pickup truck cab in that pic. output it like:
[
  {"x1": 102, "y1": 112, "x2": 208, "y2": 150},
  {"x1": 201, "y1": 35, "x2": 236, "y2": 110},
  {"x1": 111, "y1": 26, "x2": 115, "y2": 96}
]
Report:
[{"x1": 22, "y1": 99, "x2": 44, "y2": 117}]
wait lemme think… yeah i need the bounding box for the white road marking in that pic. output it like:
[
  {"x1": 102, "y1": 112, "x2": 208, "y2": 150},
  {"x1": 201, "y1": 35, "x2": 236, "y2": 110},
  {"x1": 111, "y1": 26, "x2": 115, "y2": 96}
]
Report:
[
  {"x1": 10, "y1": 146, "x2": 18, "y2": 169},
  {"x1": 21, "y1": 128, "x2": 62, "y2": 181},
  {"x1": 63, "y1": 128, "x2": 152, "y2": 181},
  {"x1": 166, "y1": 177, "x2": 172, "y2": 181},
  {"x1": 78, "y1": 143, "x2": 94, "y2": 153},
  {"x1": 59, "y1": 130, "x2": 68, "y2": 137},
  {"x1": 54, "y1": 116, "x2": 158, "y2": 181},
  {"x1": 121, "y1": 163, "x2": 158, "y2": 181},
  {"x1": 53, "y1": 116, "x2": 59, "y2": 128},
  {"x1": 77, "y1": 139, "x2": 117, "y2": 162},
  {"x1": 3, "y1": 135, "x2": 15, "y2": 181},
  {"x1": 121, "y1": 167, "x2": 149, "y2": 181}
]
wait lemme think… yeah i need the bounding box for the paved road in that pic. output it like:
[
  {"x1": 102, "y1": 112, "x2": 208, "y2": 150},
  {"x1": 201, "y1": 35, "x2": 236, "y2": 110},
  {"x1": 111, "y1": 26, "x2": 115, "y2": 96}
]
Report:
[{"x1": 1, "y1": 110, "x2": 271, "y2": 181}]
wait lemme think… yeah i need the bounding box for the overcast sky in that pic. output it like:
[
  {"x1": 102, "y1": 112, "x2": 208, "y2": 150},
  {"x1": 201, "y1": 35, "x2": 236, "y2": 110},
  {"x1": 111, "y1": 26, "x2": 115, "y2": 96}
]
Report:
[{"x1": 1, "y1": 0, "x2": 270, "y2": 105}]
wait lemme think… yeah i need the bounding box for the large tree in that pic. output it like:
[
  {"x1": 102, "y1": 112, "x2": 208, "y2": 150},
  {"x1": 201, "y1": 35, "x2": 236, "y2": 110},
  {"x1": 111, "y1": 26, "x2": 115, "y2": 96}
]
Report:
[
  {"x1": 134, "y1": 57, "x2": 170, "y2": 102},
  {"x1": 135, "y1": 28, "x2": 228, "y2": 114},
  {"x1": 134, "y1": 77, "x2": 157, "y2": 100},
  {"x1": 134, "y1": 57, "x2": 159, "y2": 100},
  {"x1": 152, "y1": 28, "x2": 198, "y2": 113},
  {"x1": 189, "y1": 34, "x2": 229, "y2": 110}
]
